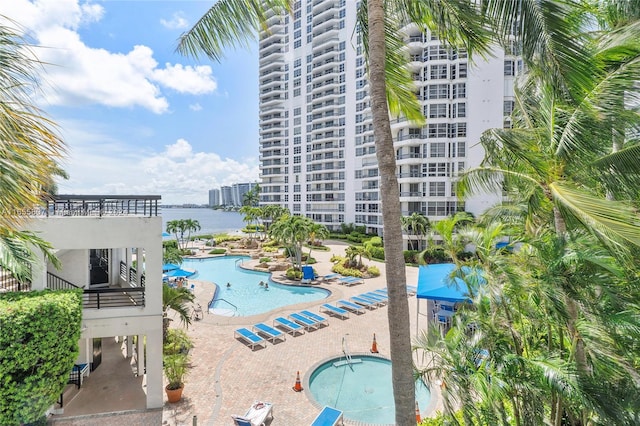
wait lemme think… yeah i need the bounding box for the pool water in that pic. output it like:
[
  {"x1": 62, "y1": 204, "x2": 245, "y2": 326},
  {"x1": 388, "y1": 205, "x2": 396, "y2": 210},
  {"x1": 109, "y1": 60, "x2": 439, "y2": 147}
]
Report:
[
  {"x1": 181, "y1": 256, "x2": 329, "y2": 316},
  {"x1": 309, "y1": 355, "x2": 431, "y2": 424}
]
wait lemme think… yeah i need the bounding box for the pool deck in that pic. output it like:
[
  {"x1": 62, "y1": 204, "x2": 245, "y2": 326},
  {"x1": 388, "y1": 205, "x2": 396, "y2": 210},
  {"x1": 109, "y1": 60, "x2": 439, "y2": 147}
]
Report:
[{"x1": 54, "y1": 241, "x2": 442, "y2": 425}]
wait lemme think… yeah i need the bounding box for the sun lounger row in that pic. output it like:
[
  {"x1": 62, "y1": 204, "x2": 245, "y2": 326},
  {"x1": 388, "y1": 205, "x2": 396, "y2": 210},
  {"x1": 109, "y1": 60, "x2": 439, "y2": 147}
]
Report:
[
  {"x1": 337, "y1": 276, "x2": 364, "y2": 286},
  {"x1": 235, "y1": 322, "x2": 287, "y2": 350}
]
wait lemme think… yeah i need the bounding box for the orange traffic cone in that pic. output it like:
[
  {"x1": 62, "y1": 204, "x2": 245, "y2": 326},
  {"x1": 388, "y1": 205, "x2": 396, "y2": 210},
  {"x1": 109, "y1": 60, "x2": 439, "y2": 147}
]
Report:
[
  {"x1": 370, "y1": 333, "x2": 379, "y2": 353},
  {"x1": 415, "y1": 400, "x2": 422, "y2": 423},
  {"x1": 292, "y1": 371, "x2": 303, "y2": 392}
]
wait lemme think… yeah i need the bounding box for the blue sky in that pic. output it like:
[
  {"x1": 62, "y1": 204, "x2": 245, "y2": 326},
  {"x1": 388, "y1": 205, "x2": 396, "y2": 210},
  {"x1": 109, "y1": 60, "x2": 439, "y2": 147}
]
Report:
[{"x1": 0, "y1": 0, "x2": 260, "y2": 205}]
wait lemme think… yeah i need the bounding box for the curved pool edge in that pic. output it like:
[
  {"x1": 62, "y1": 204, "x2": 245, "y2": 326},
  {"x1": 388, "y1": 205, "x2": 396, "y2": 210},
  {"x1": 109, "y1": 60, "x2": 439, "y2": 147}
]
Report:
[{"x1": 302, "y1": 352, "x2": 441, "y2": 426}]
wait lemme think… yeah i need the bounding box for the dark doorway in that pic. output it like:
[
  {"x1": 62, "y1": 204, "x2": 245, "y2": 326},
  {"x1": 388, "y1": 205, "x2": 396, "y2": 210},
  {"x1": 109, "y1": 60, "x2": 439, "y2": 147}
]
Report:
[{"x1": 89, "y1": 249, "x2": 109, "y2": 287}]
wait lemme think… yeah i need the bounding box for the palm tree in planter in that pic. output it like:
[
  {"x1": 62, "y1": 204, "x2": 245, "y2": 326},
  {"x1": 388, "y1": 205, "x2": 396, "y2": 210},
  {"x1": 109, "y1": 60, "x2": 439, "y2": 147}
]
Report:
[
  {"x1": 162, "y1": 284, "x2": 195, "y2": 341},
  {"x1": 164, "y1": 328, "x2": 193, "y2": 402}
]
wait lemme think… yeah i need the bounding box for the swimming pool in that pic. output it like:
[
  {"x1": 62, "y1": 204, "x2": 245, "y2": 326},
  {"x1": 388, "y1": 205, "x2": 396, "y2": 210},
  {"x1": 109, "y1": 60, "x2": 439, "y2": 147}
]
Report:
[
  {"x1": 307, "y1": 354, "x2": 431, "y2": 424},
  {"x1": 181, "y1": 256, "x2": 329, "y2": 317}
]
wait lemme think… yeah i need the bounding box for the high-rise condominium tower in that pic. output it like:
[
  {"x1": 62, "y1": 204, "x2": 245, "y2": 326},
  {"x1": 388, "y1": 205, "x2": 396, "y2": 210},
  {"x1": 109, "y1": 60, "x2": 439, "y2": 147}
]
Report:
[{"x1": 258, "y1": 0, "x2": 517, "y2": 249}]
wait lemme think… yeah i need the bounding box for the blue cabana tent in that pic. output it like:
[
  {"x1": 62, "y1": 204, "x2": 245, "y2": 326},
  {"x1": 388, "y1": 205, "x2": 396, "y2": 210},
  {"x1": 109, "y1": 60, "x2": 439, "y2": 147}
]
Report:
[
  {"x1": 416, "y1": 263, "x2": 472, "y2": 303},
  {"x1": 416, "y1": 263, "x2": 482, "y2": 333}
]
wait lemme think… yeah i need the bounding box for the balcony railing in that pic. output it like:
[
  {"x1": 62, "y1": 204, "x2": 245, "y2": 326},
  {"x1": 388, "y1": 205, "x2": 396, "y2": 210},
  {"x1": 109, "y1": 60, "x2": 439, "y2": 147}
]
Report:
[
  {"x1": 82, "y1": 287, "x2": 145, "y2": 309},
  {"x1": 17, "y1": 195, "x2": 162, "y2": 217}
]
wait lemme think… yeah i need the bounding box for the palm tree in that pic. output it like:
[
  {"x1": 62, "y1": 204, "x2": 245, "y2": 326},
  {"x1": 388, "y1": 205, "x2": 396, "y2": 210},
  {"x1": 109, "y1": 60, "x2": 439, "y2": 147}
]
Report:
[
  {"x1": 0, "y1": 19, "x2": 67, "y2": 279},
  {"x1": 307, "y1": 222, "x2": 329, "y2": 260},
  {"x1": 162, "y1": 283, "x2": 195, "y2": 341},
  {"x1": 183, "y1": 219, "x2": 201, "y2": 247},
  {"x1": 242, "y1": 183, "x2": 260, "y2": 207},
  {"x1": 401, "y1": 212, "x2": 430, "y2": 251},
  {"x1": 269, "y1": 215, "x2": 314, "y2": 271},
  {"x1": 166, "y1": 219, "x2": 187, "y2": 250},
  {"x1": 239, "y1": 205, "x2": 261, "y2": 239}
]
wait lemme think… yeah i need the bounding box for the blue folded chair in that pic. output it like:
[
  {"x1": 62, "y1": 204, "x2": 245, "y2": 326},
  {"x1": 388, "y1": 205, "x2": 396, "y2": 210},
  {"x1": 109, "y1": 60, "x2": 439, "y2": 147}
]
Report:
[
  {"x1": 301, "y1": 265, "x2": 316, "y2": 283},
  {"x1": 253, "y1": 323, "x2": 286, "y2": 343},
  {"x1": 299, "y1": 310, "x2": 329, "y2": 327},
  {"x1": 290, "y1": 312, "x2": 321, "y2": 330},
  {"x1": 234, "y1": 328, "x2": 267, "y2": 350},
  {"x1": 274, "y1": 316, "x2": 305, "y2": 336},
  {"x1": 311, "y1": 406, "x2": 343, "y2": 426},
  {"x1": 320, "y1": 303, "x2": 349, "y2": 319}
]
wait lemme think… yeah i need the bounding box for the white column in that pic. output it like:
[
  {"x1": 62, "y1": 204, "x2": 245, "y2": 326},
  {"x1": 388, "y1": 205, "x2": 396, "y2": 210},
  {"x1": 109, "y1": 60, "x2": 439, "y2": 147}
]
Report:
[
  {"x1": 137, "y1": 334, "x2": 145, "y2": 377},
  {"x1": 30, "y1": 250, "x2": 47, "y2": 290},
  {"x1": 126, "y1": 335, "x2": 133, "y2": 358},
  {"x1": 145, "y1": 327, "x2": 164, "y2": 408}
]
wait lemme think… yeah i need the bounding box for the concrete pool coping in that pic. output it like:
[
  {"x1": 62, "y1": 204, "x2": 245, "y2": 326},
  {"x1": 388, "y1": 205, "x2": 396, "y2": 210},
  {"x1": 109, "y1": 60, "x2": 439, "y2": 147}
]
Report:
[{"x1": 303, "y1": 352, "x2": 440, "y2": 426}]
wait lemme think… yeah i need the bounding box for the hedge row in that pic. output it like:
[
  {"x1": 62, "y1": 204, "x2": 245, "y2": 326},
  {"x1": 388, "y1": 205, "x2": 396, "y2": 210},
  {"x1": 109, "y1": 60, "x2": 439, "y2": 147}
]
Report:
[{"x1": 0, "y1": 290, "x2": 83, "y2": 425}]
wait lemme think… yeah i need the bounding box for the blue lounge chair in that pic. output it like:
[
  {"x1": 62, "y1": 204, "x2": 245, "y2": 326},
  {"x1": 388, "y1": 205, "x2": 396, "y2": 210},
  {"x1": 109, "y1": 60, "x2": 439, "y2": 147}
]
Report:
[
  {"x1": 273, "y1": 316, "x2": 305, "y2": 336},
  {"x1": 253, "y1": 323, "x2": 286, "y2": 343},
  {"x1": 350, "y1": 295, "x2": 378, "y2": 309},
  {"x1": 299, "y1": 310, "x2": 329, "y2": 327},
  {"x1": 234, "y1": 328, "x2": 267, "y2": 350},
  {"x1": 320, "y1": 303, "x2": 350, "y2": 319},
  {"x1": 338, "y1": 276, "x2": 363, "y2": 286},
  {"x1": 311, "y1": 406, "x2": 344, "y2": 426},
  {"x1": 336, "y1": 299, "x2": 365, "y2": 314},
  {"x1": 355, "y1": 294, "x2": 385, "y2": 307},
  {"x1": 290, "y1": 312, "x2": 322, "y2": 330},
  {"x1": 362, "y1": 292, "x2": 388, "y2": 304},
  {"x1": 322, "y1": 273, "x2": 342, "y2": 281}
]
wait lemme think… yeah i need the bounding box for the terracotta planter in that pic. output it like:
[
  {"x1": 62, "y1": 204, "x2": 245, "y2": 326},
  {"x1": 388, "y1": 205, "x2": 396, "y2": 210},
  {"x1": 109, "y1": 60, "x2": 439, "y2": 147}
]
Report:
[{"x1": 165, "y1": 384, "x2": 184, "y2": 403}]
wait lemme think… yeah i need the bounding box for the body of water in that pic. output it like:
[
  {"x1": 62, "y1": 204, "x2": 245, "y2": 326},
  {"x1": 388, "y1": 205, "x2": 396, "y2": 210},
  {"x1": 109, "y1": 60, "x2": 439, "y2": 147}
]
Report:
[{"x1": 161, "y1": 208, "x2": 245, "y2": 236}]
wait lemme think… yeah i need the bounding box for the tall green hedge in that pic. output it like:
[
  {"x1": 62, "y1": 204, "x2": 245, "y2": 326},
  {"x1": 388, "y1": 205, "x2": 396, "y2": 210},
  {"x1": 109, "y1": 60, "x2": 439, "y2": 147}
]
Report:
[{"x1": 0, "y1": 290, "x2": 83, "y2": 425}]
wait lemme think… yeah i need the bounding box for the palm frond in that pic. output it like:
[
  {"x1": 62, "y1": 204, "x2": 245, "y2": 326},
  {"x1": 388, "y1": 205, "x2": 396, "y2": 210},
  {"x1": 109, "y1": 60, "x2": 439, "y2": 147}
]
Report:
[
  {"x1": 550, "y1": 182, "x2": 640, "y2": 249},
  {"x1": 176, "y1": 0, "x2": 291, "y2": 61}
]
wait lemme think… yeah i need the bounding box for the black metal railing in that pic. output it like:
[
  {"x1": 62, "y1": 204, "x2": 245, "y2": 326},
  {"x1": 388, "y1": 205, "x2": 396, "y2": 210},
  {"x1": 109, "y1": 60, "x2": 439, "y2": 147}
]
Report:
[
  {"x1": 83, "y1": 287, "x2": 145, "y2": 309},
  {"x1": 121, "y1": 261, "x2": 145, "y2": 287},
  {"x1": 47, "y1": 273, "x2": 83, "y2": 290},
  {"x1": 10, "y1": 195, "x2": 161, "y2": 217},
  {"x1": 0, "y1": 267, "x2": 31, "y2": 292}
]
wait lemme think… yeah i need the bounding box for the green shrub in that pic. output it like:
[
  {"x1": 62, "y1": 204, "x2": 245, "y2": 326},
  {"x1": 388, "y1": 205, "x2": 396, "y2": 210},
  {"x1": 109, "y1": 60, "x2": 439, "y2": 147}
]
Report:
[
  {"x1": 368, "y1": 246, "x2": 385, "y2": 260},
  {"x1": 404, "y1": 250, "x2": 419, "y2": 263},
  {"x1": 163, "y1": 240, "x2": 178, "y2": 249},
  {"x1": 213, "y1": 234, "x2": 243, "y2": 244},
  {"x1": 259, "y1": 257, "x2": 272, "y2": 263},
  {"x1": 285, "y1": 268, "x2": 302, "y2": 280},
  {"x1": 0, "y1": 290, "x2": 83, "y2": 425},
  {"x1": 262, "y1": 246, "x2": 278, "y2": 253},
  {"x1": 261, "y1": 239, "x2": 279, "y2": 247},
  {"x1": 367, "y1": 236, "x2": 383, "y2": 247},
  {"x1": 332, "y1": 264, "x2": 363, "y2": 278},
  {"x1": 367, "y1": 265, "x2": 381, "y2": 277},
  {"x1": 422, "y1": 247, "x2": 450, "y2": 264},
  {"x1": 330, "y1": 254, "x2": 345, "y2": 263},
  {"x1": 208, "y1": 248, "x2": 226, "y2": 255}
]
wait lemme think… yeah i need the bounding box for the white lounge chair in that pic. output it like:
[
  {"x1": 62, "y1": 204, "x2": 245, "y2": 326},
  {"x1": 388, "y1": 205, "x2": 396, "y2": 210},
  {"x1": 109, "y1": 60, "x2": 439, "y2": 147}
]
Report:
[
  {"x1": 253, "y1": 323, "x2": 286, "y2": 343},
  {"x1": 320, "y1": 303, "x2": 350, "y2": 319},
  {"x1": 273, "y1": 316, "x2": 305, "y2": 336},
  {"x1": 232, "y1": 401, "x2": 274, "y2": 426},
  {"x1": 234, "y1": 328, "x2": 267, "y2": 350},
  {"x1": 310, "y1": 406, "x2": 343, "y2": 426}
]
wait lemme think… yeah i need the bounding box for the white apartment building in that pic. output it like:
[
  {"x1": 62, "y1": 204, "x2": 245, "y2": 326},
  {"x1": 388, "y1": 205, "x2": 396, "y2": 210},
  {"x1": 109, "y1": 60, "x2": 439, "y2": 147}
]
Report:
[
  {"x1": 258, "y1": 0, "x2": 516, "y2": 248},
  {"x1": 208, "y1": 188, "x2": 221, "y2": 207}
]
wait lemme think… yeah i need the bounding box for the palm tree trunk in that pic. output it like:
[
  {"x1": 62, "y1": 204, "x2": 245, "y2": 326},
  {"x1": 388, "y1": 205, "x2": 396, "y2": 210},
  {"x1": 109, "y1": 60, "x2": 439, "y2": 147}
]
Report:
[
  {"x1": 367, "y1": 1, "x2": 415, "y2": 424},
  {"x1": 553, "y1": 208, "x2": 589, "y2": 376}
]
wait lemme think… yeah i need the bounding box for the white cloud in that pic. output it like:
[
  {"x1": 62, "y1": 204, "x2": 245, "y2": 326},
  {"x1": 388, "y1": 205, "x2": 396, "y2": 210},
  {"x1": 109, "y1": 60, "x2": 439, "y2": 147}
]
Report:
[
  {"x1": 189, "y1": 103, "x2": 203, "y2": 111},
  {"x1": 152, "y1": 64, "x2": 217, "y2": 95},
  {"x1": 160, "y1": 12, "x2": 189, "y2": 30},
  {"x1": 0, "y1": 0, "x2": 216, "y2": 114},
  {"x1": 57, "y1": 121, "x2": 258, "y2": 205}
]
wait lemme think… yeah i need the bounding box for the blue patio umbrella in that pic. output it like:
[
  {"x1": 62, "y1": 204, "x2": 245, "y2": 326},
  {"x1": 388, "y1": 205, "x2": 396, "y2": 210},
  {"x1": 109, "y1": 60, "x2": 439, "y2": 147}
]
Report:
[
  {"x1": 162, "y1": 232, "x2": 171, "y2": 237},
  {"x1": 162, "y1": 263, "x2": 180, "y2": 272},
  {"x1": 165, "y1": 268, "x2": 196, "y2": 278}
]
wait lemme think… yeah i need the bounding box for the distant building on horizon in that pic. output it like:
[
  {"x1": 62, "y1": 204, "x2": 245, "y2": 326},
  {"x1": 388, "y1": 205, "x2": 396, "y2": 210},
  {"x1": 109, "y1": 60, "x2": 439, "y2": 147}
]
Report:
[
  {"x1": 215, "y1": 182, "x2": 258, "y2": 207},
  {"x1": 208, "y1": 188, "x2": 220, "y2": 207}
]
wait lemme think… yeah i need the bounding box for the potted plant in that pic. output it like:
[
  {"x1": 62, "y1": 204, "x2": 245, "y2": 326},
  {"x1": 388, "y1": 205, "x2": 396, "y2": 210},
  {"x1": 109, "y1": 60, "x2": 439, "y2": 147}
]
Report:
[
  {"x1": 164, "y1": 352, "x2": 188, "y2": 402},
  {"x1": 164, "y1": 329, "x2": 192, "y2": 402}
]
